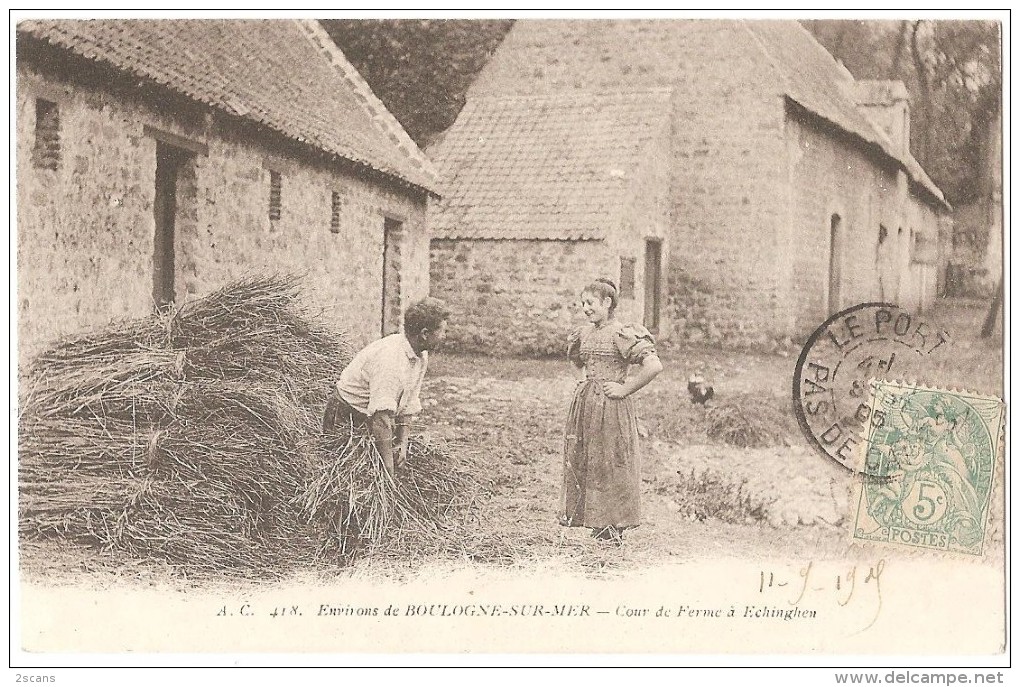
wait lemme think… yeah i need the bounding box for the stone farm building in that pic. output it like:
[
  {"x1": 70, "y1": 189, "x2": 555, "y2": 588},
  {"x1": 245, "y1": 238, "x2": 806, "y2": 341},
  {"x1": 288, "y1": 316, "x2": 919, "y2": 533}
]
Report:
[
  {"x1": 428, "y1": 20, "x2": 951, "y2": 354},
  {"x1": 16, "y1": 19, "x2": 440, "y2": 361}
]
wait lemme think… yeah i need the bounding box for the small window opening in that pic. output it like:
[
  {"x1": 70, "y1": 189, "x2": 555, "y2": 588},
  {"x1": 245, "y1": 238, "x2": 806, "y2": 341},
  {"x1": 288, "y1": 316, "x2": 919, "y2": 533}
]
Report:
[
  {"x1": 268, "y1": 170, "x2": 282, "y2": 220},
  {"x1": 330, "y1": 191, "x2": 341, "y2": 234},
  {"x1": 33, "y1": 99, "x2": 60, "y2": 170},
  {"x1": 619, "y1": 257, "x2": 636, "y2": 299}
]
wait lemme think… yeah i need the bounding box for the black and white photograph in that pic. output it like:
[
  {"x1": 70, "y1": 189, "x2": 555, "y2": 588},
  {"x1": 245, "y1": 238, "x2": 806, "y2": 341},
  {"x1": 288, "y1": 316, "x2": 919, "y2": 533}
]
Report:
[{"x1": 9, "y1": 11, "x2": 1008, "y2": 674}]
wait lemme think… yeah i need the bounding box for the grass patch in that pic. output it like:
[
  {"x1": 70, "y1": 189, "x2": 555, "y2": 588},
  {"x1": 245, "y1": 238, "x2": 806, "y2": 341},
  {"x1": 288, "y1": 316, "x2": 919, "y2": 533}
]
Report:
[
  {"x1": 704, "y1": 399, "x2": 793, "y2": 448},
  {"x1": 657, "y1": 468, "x2": 776, "y2": 525},
  {"x1": 640, "y1": 389, "x2": 799, "y2": 448}
]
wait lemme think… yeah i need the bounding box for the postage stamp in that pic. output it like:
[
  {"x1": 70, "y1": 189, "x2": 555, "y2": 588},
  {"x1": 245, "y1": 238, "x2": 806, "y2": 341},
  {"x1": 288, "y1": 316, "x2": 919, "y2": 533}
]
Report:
[{"x1": 850, "y1": 380, "x2": 1005, "y2": 556}]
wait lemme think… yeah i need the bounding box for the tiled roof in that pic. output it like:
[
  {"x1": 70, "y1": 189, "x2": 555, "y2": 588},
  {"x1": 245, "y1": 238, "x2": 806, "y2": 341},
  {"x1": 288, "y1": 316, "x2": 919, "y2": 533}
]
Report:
[
  {"x1": 466, "y1": 19, "x2": 947, "y2": 210},
  {"x1": 17, "y1": 19, "x2": 440, "y2": 195},
  {"x1": 428, "y1": 89, "x2": 672, "y2": 240}
]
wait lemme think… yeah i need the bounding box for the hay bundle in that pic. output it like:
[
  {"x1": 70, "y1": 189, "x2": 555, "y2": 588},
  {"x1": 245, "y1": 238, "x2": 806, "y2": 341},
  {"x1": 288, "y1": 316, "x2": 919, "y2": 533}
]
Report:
[
  {"x1": 18, "y1": 276, "x2": 347, "y2": 575},
  {"x1": 301, "y1": 432, "x2": 483, "y2": 561},
  {"x1": 705, "y1": 396, "x2": 790, "y2": 449},
  {"x1": 22, "y1": 276, "x2": 348, "y2": 419},
  {"x1": 19, "y1": 476, "x2": 320, "y2": 571},
  {"x1": 300, "y1": 428, "x2": 535, "y2": 566},
  {"x1": 19, "y1": 275, "x2": 512, "y2": 575}
]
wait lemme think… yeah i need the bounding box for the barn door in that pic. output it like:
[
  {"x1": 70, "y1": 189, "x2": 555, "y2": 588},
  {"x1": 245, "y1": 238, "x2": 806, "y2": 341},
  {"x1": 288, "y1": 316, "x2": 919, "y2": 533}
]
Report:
[
  {"x1": 643, "y1": 238, "x2": 662, "y2": 333},
  {"x1": 153, "y1": 142, "x2": 192, "y2": 311},
  {"x1": 828, "y1": 214, "x2": 843, "y2": 314},
  {"x1": 381, "y1": 217, "x2": 403, "y2": 336}
]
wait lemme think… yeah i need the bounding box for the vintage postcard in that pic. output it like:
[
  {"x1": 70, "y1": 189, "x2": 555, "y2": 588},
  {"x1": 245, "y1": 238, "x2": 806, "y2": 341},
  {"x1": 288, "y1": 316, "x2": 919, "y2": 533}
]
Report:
[{"x1": 10, "y1": 12, "x2": 1007, "y2": 669}]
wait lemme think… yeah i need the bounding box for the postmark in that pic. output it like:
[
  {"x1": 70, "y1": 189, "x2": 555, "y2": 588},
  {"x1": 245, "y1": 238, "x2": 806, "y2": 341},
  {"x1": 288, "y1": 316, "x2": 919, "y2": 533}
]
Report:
[
  {"x1": 849, "y1": 380, "x2": 1004, "y2": 556},
  {"x1": 793, "y1": 303, "x2": 952, "y2": 473}
]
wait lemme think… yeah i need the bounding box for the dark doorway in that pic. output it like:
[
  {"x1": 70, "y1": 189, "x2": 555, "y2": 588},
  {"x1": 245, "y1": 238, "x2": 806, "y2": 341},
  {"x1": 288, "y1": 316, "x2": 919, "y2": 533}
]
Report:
[
  {"x1": 381, "y1": 218, "x2": 404, "y2": 336},
  {"x1": 828, "y1": 214, "x2": 843, "y2": 314},
  {"x1": 643, "y1": 239, "x2": 662, "y2": 333},
  {"x1": 153, "y1": 142, "x2": 193, "y2": 311}
]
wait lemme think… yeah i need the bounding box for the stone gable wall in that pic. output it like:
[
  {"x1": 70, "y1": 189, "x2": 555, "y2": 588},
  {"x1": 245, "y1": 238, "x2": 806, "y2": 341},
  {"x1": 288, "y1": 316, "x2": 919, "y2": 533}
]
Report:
[
  {"x1": 660, "y1": 41, "x2": 788, "y2": 349},
  {"x1": 461, "y1": 20, "x2": 947, "y2": 350},
  {"x1": 438, "y1": 20, "x2": 949, "y2": 352}
]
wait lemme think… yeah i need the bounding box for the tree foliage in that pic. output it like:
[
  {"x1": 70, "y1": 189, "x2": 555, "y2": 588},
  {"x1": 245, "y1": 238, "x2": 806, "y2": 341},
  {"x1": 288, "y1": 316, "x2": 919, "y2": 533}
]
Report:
[
  {"x1": 804, "y1": 20, "x2": 1001, "y2": 206},
  {"x1": 319, "y1": 19, "x2": 513, "y2": 148}
]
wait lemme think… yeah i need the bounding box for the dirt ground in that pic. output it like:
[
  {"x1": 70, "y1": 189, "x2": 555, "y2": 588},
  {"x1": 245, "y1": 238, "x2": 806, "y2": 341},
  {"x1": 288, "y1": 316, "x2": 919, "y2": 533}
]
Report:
[{"x1": 18, "y1": 299, "x2": 1004, "y2": 587}]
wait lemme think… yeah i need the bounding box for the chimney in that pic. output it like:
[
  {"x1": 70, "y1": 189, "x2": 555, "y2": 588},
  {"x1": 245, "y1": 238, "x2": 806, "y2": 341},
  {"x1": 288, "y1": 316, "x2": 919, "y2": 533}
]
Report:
[{"x1": 855, "y1": 80, "x2": 911, "y2": 157}]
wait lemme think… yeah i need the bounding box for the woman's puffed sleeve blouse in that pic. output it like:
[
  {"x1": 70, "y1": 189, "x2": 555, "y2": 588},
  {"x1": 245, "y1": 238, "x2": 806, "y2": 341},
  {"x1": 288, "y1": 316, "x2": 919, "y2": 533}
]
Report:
[{"x1": 614, "y1": 323, "x2": 657, "y2": 364}]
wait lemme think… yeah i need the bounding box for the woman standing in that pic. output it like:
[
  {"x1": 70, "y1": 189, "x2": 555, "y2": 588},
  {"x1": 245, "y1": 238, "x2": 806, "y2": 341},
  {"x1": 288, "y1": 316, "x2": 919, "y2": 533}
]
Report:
[{"x1": 561, "y1": 278, "x2": 663, "y2": 544}]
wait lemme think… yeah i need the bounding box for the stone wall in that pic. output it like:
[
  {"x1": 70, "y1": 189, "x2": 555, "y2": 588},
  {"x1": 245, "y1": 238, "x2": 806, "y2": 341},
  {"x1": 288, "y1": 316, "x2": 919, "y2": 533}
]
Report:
[
  {"x1": 429, "y1": 125, "x2": 671, "y2": 357},
  {"x1": 430, "y1": 239, "x2": 614, "y2": 356},
  {"x1": 784, "y1": 112, "x2": 891, "y2": 336},
  {"x1": 464, "y1": 20, "x2": 948, "y2": 351},
  {"x1": 661, "y1": 43, "x2": 788, "y2": 349},
  {"x1": 783, "y1": 111, "x2": 944, "y2": 338},
  {"x1": 600, "y1": 127, "x2": 672, "y2": 338},
  {"x1": 903, "y1": 193, "x2": 942, "y2": 312},
  {"x1": 467, "y1": 20, "x2": 791, "y2": 348},
  {"x1": 17, "y1": 60, "x2": 429, "y2": 362}
]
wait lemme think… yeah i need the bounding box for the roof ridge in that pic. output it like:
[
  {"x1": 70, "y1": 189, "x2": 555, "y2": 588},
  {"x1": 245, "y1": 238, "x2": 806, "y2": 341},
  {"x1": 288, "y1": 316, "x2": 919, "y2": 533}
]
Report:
[
  {"x1": 18, "y1": 19, "x2": 439, "y2": 194},
  {"x1": 469, "y1": 87, "x2": 674, "y2": 101},
  {"x1": 789, "y1": 20, "x2": 857, "y2": 83},
  {"x1": 775, "y1": 22, "x2": 905, "y2": 159},
  {"x1": 294, "y1": 19, "x2": 440, "y2": 189},
  {"x1": 740, "y1": 20, "x2": 791, "y2": 95}
]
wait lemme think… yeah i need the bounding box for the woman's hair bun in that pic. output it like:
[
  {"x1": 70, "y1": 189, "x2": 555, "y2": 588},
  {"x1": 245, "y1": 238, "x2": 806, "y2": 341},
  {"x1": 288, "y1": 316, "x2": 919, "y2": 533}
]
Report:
[{"x1": 583, "y1": 277, "x2": 620, "y2": 311}]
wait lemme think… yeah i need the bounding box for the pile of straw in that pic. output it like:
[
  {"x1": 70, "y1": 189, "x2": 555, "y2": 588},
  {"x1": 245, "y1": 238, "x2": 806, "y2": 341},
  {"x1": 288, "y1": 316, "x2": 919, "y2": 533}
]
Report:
[
  {"x1": 302, "y1": 432, "x2": 486, "y2": 562},
  {"x1": 18, "y1": 276, "x2": 348, "y2": 575},
  {"x1": 19, "y1": 275, "x2": 519, "y2": 575},
  {"x1": 705, "y1": 397, "x2": 790, "y2": 449},
  {"x1": 304, "y1": 430, "x2": 534, "y2": 566}
]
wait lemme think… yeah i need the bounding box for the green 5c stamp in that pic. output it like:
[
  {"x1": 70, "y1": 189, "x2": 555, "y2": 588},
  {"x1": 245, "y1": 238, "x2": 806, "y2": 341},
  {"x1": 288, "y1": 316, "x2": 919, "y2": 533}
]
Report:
[{"x1": 851, "y1": 380, "x2": 1005, "y2": 556}]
